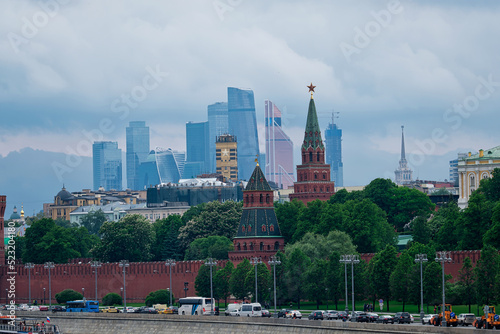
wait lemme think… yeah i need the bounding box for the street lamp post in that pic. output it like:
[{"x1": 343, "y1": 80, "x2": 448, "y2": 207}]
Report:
[
  {"x1": 204, "y1": 258, "x2": 217, "y2": 315},
  {"x1": 184, "y1": 282, "x2": 189, "y2": 298},
  {"x1": 43, "y1": 288, "x2": 46, "y2": 305},
  {"x1": 119, "y1": 260, "x2": 130, "y2": 310},
  {"x1": 44, "y1": 262, "x2": 55, "y2": 309},
  {"x1": 339, "y1": 255, "x2": 349, "y2": 313},
  {"x1": 325, "y1": 288, "x2": 329, "y2": 310},
  {"x1": 24, "y1": 263, "x2": 35, "y2": 305},
  {"x1": 165, "y1": 259, "x2": 176, "y2": 306},
  {"x1": 90, "y1": 261, "x2": 102, "y2": 301},
  {"x1": 268, "y1": 255, "x2": 281, "y2": 316},
  {"x1": 82, "y1": 288, "x2": 85, "y2": 298},
  {"x1": 120, "y1": 287, "x2": 123, "y2": 300},
  {"x1": 250, "y1": 257, "x2": 262, "y2": 303},
  {"x1": 340, "y1": 255, "x2": 359, "y2": 321},
  {"x1": 415, "y1": 254, "x2": 428, "y2": 324},
  {"x1": 435, "y1": 251, "x2": 452, "y2": 327}
]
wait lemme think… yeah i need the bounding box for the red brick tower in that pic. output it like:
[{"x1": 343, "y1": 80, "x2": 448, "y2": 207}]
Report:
[
  {"x1": 0, "y1": 195, "x2": 6, "y2": 264},
  {"x1": 289, "y1": 84, "x2": 335, "y2": 204},
  {"x1": 228, "y1": 163, "x2": 284, "y2": 265}
]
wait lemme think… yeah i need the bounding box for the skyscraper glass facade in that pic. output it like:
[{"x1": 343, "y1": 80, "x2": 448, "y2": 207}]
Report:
[
  {"x1": 227, "y1": 87, "x2": 259, "y2": 181},
  {"x1": 137, "y1": 150, "x2": 160, "y2": 189},
  {"x1": 93, "y1": 141, "x2": 122, "y2": 191},
  {"x1": 207, "y1": 102, "x2": 228, "y2": 173},
  {"x1": 186, "y1": 121, "x2": 209, "y2": 177},
  {"x1": 325, "y1": 122, "x2": 343, "y2": 187},
  {"x1": 265, "y1": 100, "x2": 294, "y2": 189},
  {"x1": 126, "y1": 121, "x2": 150, "y2": 190},
  {"x1": 155, "y1": 147, "x2": 186, "y2": 184}
]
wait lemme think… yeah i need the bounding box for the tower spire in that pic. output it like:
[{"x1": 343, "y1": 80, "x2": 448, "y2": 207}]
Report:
[{"x1": 401, "y1": 125, "x2": 406, "y2": 161}]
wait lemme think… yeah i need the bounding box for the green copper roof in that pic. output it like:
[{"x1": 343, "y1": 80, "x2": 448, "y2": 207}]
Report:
[
  {"x1": 245, "y1": 164, "x2": 272, "y2": 191},
  {"x1": 302, "y1": 98, "x2": 324, "y2": 150},
  {"x1": 466, "y1": 145, "x2": 500, "y2": 160}
]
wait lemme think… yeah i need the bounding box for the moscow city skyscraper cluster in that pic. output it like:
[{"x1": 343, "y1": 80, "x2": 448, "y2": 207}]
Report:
[{"x1": 92, "y1": 86, "x2": 344, "y2": 191}]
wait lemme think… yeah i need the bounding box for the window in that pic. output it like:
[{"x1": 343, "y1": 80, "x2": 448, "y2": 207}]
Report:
[
  {"x1": 260, "y1": 242, "x2": 264, "y2": 251},
  {"x1": 269, "y1": 224, "x2": 275, "y2": 232},
  {"x1": 261, "y1": 225, "x2": 266, "y2": 232},
  {"x1": 274, "y1": 241, "x2": 280, "y2": 250},
  {"x1": 266, "y1": 194, "x2": 270, "y2": 203},
  {"x1": 243, "y1": 243, "x2": 247, "y2": 251},
  {"x1": 237, "y1": 243, "x2": 241, "y2": 251},
  {"x1": 250, "y1": 242, "x2": 254, "y2": 250},
  {"x1": 309, "y1": 152, "x2": 313, "y2": 162},
  {"x1": 317, "y1": 152, "x2": 320, "y2": 162},
  {"x1": 323, "y1": 174, "x2": 326, "y2": 179},
  {"x1": 260, "y1": 194, "x2": 263, "y2": 203},
  {"x1": 314, "y1": 174, "x2": 317, "y2": 180}
]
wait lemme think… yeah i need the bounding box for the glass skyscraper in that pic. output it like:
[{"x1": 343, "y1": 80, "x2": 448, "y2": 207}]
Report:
[
  {"x1": 185, "y1": 121, "x2": 209, "y2": 177},
  {"x1": 265, "y1": 100, "x2": 294, "y2": 189},
  {"x1": 137, "y1": 150, "x2": 160, "y2": 189},
  {"x1": 207, "y1": 102, "x2": 228, "y2": 173},
  {"x1": 227, "y1": 87, "x2": 259, "y2": 181},
  {"x1": 126, "y1": 121, "x2": 150, "y2": 190},
  {"x1": 325, "y1": 121, "x2": 344, "y2": 187},
  {"x1": 93, "y1": 141, "x2": 122, "y2": 191},
  {"x1": 155, "y1": 147, "x2": 186, "y2": 184}
]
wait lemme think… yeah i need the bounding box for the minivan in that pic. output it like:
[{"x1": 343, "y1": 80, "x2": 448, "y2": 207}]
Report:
[
  {"x1": 239, "y1": 303, "x2": 262, "y2": 317},
  {"x1": 225, "y1": 303, "x2": 242, "y2": 316}
]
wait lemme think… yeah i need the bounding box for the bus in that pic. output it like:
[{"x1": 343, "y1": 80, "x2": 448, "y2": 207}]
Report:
[
  {"x1": 178, "y1": 297, "x2": 215, "y2": 315},
  {"x1": 66, "y1": 300, "x2": 99, "y2": 312}
]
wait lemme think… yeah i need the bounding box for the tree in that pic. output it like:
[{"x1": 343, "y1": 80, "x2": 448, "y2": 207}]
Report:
[
  {"x1": 184, "y1": 236, "x2": 233, "y2": 261},
  {"x1": 411, "y1": 215, "x2": 431, "y2": 245},
  {"x1": 325, "y1": 251, "x2": 342, "y2": 310},
  {"x1": 214, "y1": 261, "x2": 233, "y2": 305},
  {"x1": 229, "y1": 259, "x2": 252, "y2": 300},
  {"x1": 178, "y1": 201, "x2": 242, "y2": 247},
  {"x1": 292, "y1": 200, "x2": 325, "y2": 243},
  {"x1": 274, "y1": 200, "x2": 305, "y2": 244},
  {"x1": 244, "y1": 262, "x2": 271, "y2": 303},
  {"x1": 390, "y1": 251, "x2": 413, "y2": 311},
  {"x1": 55, "y1": 289, "x2": 83, "y2": 304},
  {"x1": 458, "y1": 257, "x2": 475, "y2": 312},
  {"x1": 423, "y1": 261, "x2": 442, "y2": 306},
  {"x1": 483, "y1": 202, "x2": 500, "y2": 249},
  {"x1": 145, "y1": 289, "x2": 175, "y2": 306},
  {"x1": 363, "y1": 178, "x2": 396, "y2": 214},
  {"x1": 370, "y1": 245, "x2": 397, "y2": 311},
  {"x1": 93, "y1": 214, "x2": 155, "y2": 262},
  {"x1": 152, "y1": 215, "x2": 184, "y2": 261},
  {"x1": 317, "y1": 202, "x2": 345, "y2": 235},
  {"x1": 475, "y1": 245, "x2": 499, "y2": 305},
  {"x1": 284, "y1": 231, "x2": 356, "y2": 262},
  {"x1": 79, "y1": 209, "x2": 106, "y2": 235},
  {"x1": 481, "y1": 168, "x2": 500, "y2": 202},
  {"x1": 304, "y1": 259, "x2": 327, "y2": 309},
  {"x1": 456, "y1": 192, "x2": 494, "y2": 250},
  {"x1": 284, "y1": 248, "x2": 310, "y2": 308},
  {"x1": 102, "y1": 293, "x2": 122, "y2": 306},
  {"x1": 194, "y1": 264, "x2": 212, "y2": 298},
  {"x1": 389, "y1": 187, "x2": 435, "y2": 232}
]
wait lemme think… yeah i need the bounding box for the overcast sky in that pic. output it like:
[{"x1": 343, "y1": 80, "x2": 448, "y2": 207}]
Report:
[{"x1": 1, "y1": 0, "x2": 499, "y2": 215}]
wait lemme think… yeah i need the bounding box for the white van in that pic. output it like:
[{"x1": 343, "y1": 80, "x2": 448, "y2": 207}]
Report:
[
  {"x1": 239, "y1": 303, "x2": 262, "y2": 317},
  {"x1": 225, "y1": 303, "x2": 242, "y2": 316}
]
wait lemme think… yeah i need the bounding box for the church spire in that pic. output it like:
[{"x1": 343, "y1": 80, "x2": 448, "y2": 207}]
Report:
[
  {"x1": 401, "y1": 125, "x2": 406, "y2": 161},
  {"x1": 302, "y1": 84, "x2": 324, "y2": 150}
]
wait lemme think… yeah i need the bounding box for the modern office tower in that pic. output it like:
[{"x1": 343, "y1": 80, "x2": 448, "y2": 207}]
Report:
[
  {"x1": 227, "y1": 87, "x2": 260, "y2": 181},
  {"x1": 394, "y1": 126, "x2": 413, "y2": 185},
  {"x1": 289, "y1": 85, "x2": 335, "y2": 204},
  {"x1": 155, "y1": 147, "x2": 186, "y2": 184},
  {"x1": 126, "y1": 121, "x2": 150, "y2": 190},
  {"x1": 449, "y1": 153, "x2": 467, "y2": 186},
  {"x1": 137, "y1": 150, "x2": 161, "y2": 188},
  {"x1": 265, "y1": 100, "x2": 294, "y2": 189},
  {"x1": 93, "y1": 141, "x2": 122, "y2": 191},
  {"x1": 208, "y1": 102, "x2": 228, "y2": 173},
  {"x1": 216, "y1": 134, "x2": 238, "y2": 181},
  {"x1": 185, "y1": 121, "x2": 209, "y2": 177},
  {"x1": 325, "y1": 118, "x2": 344, "y2": 187}
]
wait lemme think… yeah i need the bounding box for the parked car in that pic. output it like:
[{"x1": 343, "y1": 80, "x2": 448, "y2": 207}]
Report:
[
  {"x1": 351, "y1": 312, "x2": 370, "y2": 322},
  {"x1": 410, "y1": 314, "x2": 414, "y2": 323},
  {"x1": 278, "y1": 309, "x2": 291, "y2": 318},
  {"x1": 308, "y1": 311, "x2": 324, "y2": 320},
  {"x1": 376, "y1": 315, "x2": 394, "y2": 324},
  {"x1": 19, "y1": 304, "x2": 29, "y2": 311},
  {"x1": 51, "y1": 305, "x2": 66, "y2": 313},
  {"x1": 136, "y1": 306, "x2": 158, "y2": 314},
  {"x1": 367, "y1": 313, "x2": 379, "y2": 322},
  {"x1": 394, "y1": 312, "x2": 411, "y2": 324},
  {"x1": 286, "y1": 310, "x2": 302, "y2": 319},
  {"x1": 229, "y1": 309, "x2": 240, "y2": 316},
  {"x1": 28, "y1": 306, "x2": 40, "y2": 311},
  {"x1": 457, "y1": 313, "x2": 476, "y2": 326},
  {"x1": 101, "y1": 306, "x2": 120, "y2": 313},
  {"x1": 422, "y1": 314, "x2": 434, "y2": 325},
  {"x1": 325, "y1": 310, "x2": 339, "y2": 320},
  {"x1": 337, "y1": 311, "x2": 349, "y2": 321},
  {"x1": 261, "y1": 309, "x2": 272, "y2": 318},
  {"x1": 123, "y1": 306, "x2": 136, "y2": 313},
  {"x1": 225, "y1": 303, "x2": 241, "y2": 316},
  {"x1": 39, "y1": 305, "x2": 49, "y2": 311}
]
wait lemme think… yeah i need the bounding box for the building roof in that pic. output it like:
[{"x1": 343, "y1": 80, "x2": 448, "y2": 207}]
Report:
[
  {"x1": 235, "y1": 208, "x2": 282, "y2": 238},
  {"x1": 9, "y1": 206, "x2": 21, "y2": 220},
  {"x1": 56, "y1": 187, "x2": 74, "y2": 201},
  {"x1": 301, "y1": 97, "x2": 324, "y2": 150},
  {"x1": 466, "y1": 145, "x2": 500, "y2": 160},
  {"x1": 245, "y1": 164, "x2": 271, "y2": 191}
]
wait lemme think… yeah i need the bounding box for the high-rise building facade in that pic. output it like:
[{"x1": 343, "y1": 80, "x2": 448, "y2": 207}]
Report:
[
  {"x1": 216, "y1": 134, "x2": 238, "y2": 181},
  {"x1": 126, "y1": 121, "x2": 150, "y2": 190},
  {"x1": 93, "y1": 141, "x2": 122, "y2": 191},
  {"x1": 185, "y1": 121, "x2": 209, "y2": 178},
  {"x1": 137, "y1": 150, "x2": 161, "y2": 188},
  {"x1": 155, "y1": 147, "x2": 185, "y2": 184},
  {"x1": 207, "y1": 102, "x2": 228, "y2": 173},
  {"x1": 227, "y1": 87, "x2": 260, "y2": 181},
  {"x1": 289, "y1": 85, "x2": 335, "y2": 204},
  {"x1": 449, "y1": 152, "x2": 467, "y2": 186},
  {"x1": 394, "y1": 126, "x2": 413, "y2": 185},
  {"x1": 265, "y1": 100, "x2": 294, "y2": 189},
  {"x1": 325, "y1": 121, "x2": 344, "y2": 187}
]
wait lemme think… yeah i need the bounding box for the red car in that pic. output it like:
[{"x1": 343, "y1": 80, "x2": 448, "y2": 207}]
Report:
[{"x1": 39, "y1": 305, "x2": 49, "y2": 311}]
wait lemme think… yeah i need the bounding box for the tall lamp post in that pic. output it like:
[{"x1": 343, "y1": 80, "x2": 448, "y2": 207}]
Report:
[
  {"x1": 44, "y1": 262, "x2": 55, "y2": 309},
  {"x1": 184, "y1": 282, "x2": 189, "y2": 298},
  {"x1": 165, "y1": 259, "x2": 176, "y2": 306},
  {"x1": 340, "y1": 255, "x2": 359, "y2": 321},
  {"x1": 325, "y1": 288, "x2": 329, "y2": 310},
  {"x1": 415, "y1": 254, "x2": 428, "y2": 324},
  {"x1": 250, "y1": 257, "x2": 262, "y2": 303},
  {"x1": 24, "y1": 263, "x2": 35, "y2": 305},
  {"x1": 119, "y1": 260, "x2": 129, "y2": 310},
  {"x1": 90, "y1": 261, "x2": 102, "y2": 301},
  {"x1": 339, "y1": 255, "x2": 349, "y2": 313},
  {"x1": 204, "y1": 258, "x2": 217, "y2": 315},
  {"x1": 435, "y1": 251, "x2": 452, "y2": 327},
  {"x1": 43, "y1": 288, "x2": 46, "y2": 305},
  {"x1": 82, "y1": 288, "x2": 85, "y2": 298},
  {"x1": 268, "y1": 255, "x2": 281, "y2": 316}
]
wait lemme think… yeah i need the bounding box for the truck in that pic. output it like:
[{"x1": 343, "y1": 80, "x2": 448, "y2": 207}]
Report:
[
  {"x1": 473, "y1": 305, "x2": 500, "y2": 330},
  {"x1": 430, "y1": 304, "x2": 458, "y2": 327}
]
